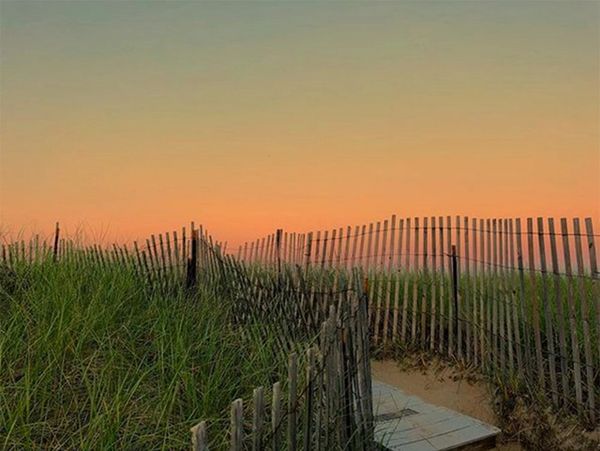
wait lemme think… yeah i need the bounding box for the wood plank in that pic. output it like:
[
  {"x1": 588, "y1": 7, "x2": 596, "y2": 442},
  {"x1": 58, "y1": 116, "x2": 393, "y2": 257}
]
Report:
[
  {"x1": 366, "y1": 223, "x2": 374, "y2": 271},
  {"x1": 537, "y1": 217, "x2": 558, "y2": 405},
  {"x1": 584, "y1": 218, "x2": 599, "y2": 367},
  {"x1": 573, "y1": 218, "x2": 595, "y2": 421},
  {"x1": 527, "y1": 218, "x2": 545, "y2": 389},
  {"x1": 560, "y1": 218, "x2": 583, "y2": 412},
  {"x1": 359, "y1": 224, "x2": 367, "y2": 268},
  {"x1": 484, "y1": 219, "x2": 492, "y2": 370},
  {"x1": 401, "y1": 218, "x2": 412, "y2": 342},
  {"x1": 368, "y1": 222, "x2": 381, "y2": 326},
  {"x1": 288, "y1": 353, "x2": 298, "y2": 451},
  {"x1": 498, "y1": 220, "x2": 507, "y2": 373},
  {"x1": 336, "y1": 227, "x2": 343, "y2": 268},
  {"x1": 272, "y1": 381, "x2": 282, "y2": 450},
  {"x1": 372, "y1": 380, "x2": 499, "y2": 451},
  {"x1": 515, "y1": 219, "x2": 531, "y2": 379},
  {"x1": 411, "y1": 218, "x2": 420, "y2": 344},
  {"x1": 230, "y1": 398, "x2": 243, "y2": 451},
  {"x1": 344, "y1": 226, "x2": 359, "y2": 270},
  {"x1": 430, "y1": 216, "x2": 437, "y2": 351},
  {"x1": 191, "y1": 421, "x2": 207, "y2": 451},
  {"x1": 491, "y1": 219, "x2": 499, "y2": 370},
  {"x1": 548, "y1": 218, "x2": 569, "y2": 406},
  {"x1": 253, "y1": 387, "x2": 264, "y2": 451},
  {"x1": 314, "y1": 231, "x2": 321, "y2": 269},
  {"x1": 421, "y1": 217, "x2": 429, "y2": 347},
  {"x1": 508, "y1": 219, "x2": 523, "y2": 375},
  {"x1": 470, "y1": 218, "x2": 478, "y2": 367},
  {"x1": 375, "y1": 219, "x2": 390, "y2": 343},
  {"x1": 447, "y1": 216, "x2": 453, "y2": 356},
  {"x1": 456, "y1": 216, "x2": 462, "y2": 359},
  {"x1": 464, "y1": 216, "x2": 471, "y2": 362},
  {"x1": 438, "y1": 216, "x2": 446, "y2": 355},
  {"x1": 321, "y1": 230, "x2": 329, "y2": 268},
  {"x1": 383, "y1": 215, "x2": 397, "y2": 344},
  {"x1": 392, "y1": 219, "x2": 405, "y2": 341}
]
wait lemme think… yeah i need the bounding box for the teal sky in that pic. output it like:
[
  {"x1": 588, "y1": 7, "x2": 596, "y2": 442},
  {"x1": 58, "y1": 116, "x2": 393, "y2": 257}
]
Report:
[{"x1": 1, "y1": 0, "x2": 598, "y2": 244}]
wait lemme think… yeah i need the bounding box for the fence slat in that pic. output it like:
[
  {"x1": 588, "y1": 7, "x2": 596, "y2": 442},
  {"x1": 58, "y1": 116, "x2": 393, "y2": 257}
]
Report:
[
  {"x1": 527, "y1": 218, "x2": 545, "y2": 389},
  {"x1": 272, "y1": 381, "x2": 282, "y2": 450},
  {"x1": 447, "y1": 216, "x2": 454, "y2": 356},
  {"x1": 584, "y1": 218, "x2": 599, "y2": 363},
  {"x1": 430, "y1": 216, "x2": 437, "y2": 351},
  {"x1": 230, "y1": 399, "x2": 243, "y2": 451},
  {"x1": 470, "y1": 218, "x2": 478, "y2": 366},
  {"x1": 573, "y1": 218, "x2": 595, "y2": 421},
  {"x1": 411, "y1": 217, "x2": 420, "y2": 344},
  {"x1": 252, "y1": 387, "x2": 264, "y2": 451},
  {"x1": 191, "y1": 421, "x2": 208, "y2": 451},
  {"x1": 548, "y1": 218, "x2": 569, "y2": 406},
  {"x1": 382, "y1": 215, "x2": 397, "y2": 343},
  {"x1": 391, "y1": 219, "x2": 404, "y2": 341},
  {"x1": 288, "y1": 353, "x2": 298, "y2": 451},
  {"x1": 401, "y1": 218, "x2": 412, "y2": 343},
  {"x1": 537, "y1": 217, "x2": 558, "y2": 405},
  {"x1": 438, "y1": 216, "x2": 446, "y2": 355},
  {"x1": 421, "y1": 217, "x2": 429, "y2": 347},
  {"x1": 560, "y1": 218, "x2": 583, "y2": 412}
]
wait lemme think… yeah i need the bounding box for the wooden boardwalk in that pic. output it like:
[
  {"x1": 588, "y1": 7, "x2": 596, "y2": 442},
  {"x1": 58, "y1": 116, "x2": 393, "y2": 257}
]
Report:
[{"x1": 372, "y1": 380, "x2": 500, "y2": 450}]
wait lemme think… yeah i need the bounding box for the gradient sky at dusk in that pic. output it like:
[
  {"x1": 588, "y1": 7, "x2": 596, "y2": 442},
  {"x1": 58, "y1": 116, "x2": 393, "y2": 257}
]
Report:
[{"x1": 1, "y1": 1, "x2": 598, "y2": 247}]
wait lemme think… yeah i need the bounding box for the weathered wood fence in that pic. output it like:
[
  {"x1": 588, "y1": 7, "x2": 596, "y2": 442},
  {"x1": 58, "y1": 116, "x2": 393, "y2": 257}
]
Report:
[
  {"x1": 2, "y1": 215, "x2": 598, "y2": 425},
  {"x1": 0, "y1": 224, "x2": 376, "y2": 449},
  {"x1": 233, "y1": 216, "x2": 600, "y2": 424},
  {"x1": 187, "y1": 238, "x2": 375, "y2": 449}
]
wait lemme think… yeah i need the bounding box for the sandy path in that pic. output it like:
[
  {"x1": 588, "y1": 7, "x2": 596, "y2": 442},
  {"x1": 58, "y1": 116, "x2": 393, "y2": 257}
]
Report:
[{"x1": 371, "y1": 359, "x2": 523, "y2": 450}]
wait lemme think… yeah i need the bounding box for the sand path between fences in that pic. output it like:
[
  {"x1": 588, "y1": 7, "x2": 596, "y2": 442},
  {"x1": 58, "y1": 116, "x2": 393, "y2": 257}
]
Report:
[{"x1": 371, "y1": 360, "x2": 523, "y2": 450}]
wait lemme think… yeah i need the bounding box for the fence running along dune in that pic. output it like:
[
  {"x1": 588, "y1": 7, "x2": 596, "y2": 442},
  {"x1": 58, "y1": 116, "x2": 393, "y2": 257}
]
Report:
[
  {"x1": 1, "y1": 225, "x2": 375, "y2": 450},
  {"x1": 234, "y1": 215, "x2": 600, "y2": 424},
  {"x1": 2, "y1": 214, "x2": 599, "y2": 437}
]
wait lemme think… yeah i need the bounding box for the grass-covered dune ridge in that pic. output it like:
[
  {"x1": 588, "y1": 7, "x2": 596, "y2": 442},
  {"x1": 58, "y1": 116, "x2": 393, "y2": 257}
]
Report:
[{"x1": 0, "y1": 259, "x2": 282, "y2": 450}]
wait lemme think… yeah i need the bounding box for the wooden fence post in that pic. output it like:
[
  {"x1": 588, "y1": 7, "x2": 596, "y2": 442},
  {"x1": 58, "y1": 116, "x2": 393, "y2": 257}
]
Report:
[
  {"x1": 302, "y1": 348, "x2": 314, "y2": 451},
  {"x1": 272, "y1": 382, "x2": 282, "y2": 450},
  {"x1": 230, "y1": 398, "x2": 243, "y2": 451},
  {"x1": 288, "y1": 353, "x2": 298, "y2": 451},
  {"x1": 305, "y1": 232, "x2": 313, "y2": 271},
  {"x1": 53, "y1": 222, "x2": 60, "y2": 262},
  {"x1": 191, "y1": 421, "x2": 208, "y2": 451},
  {"x1": 276, "y1": 228, "x2": 283, "y2": 275},
  {"x1": 187, "y1": 229, "x2": 198, "y2": 289},
  {"x1": 451, "y1": 244, "x2": 459, "y2": 356},
  {"x1": 252, "y1": 387, "x2": 264, "y2": 451},
  {"x1": 584, "y1": 218, "x2": 599, "y2": 363}
]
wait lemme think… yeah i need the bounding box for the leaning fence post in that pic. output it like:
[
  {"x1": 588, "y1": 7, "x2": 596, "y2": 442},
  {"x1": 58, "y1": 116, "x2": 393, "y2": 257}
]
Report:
[
  {"x1": 252, "y1": 387, "x2": 264, "y2": 451},
  {"x1": 288, "y1": 353, "x2": 298, "y2": 451},
  {"x1": 53, "y1": 222, "x2": 60, "y2": 262},
  {"x1": 272, "y1": 382, "x2": 282, "y2": 450},
  {"x1": 305, "y1": 232, "x2": 313, "y2": 271},
  {"x1": 451, "y1": 245, "x2": 459, "y2": 357},
  {"x1": 276, "y1": 228, "x2": 283, "y2": 275},
  {"x1": 230, "y1": 398, "x2": 243, "y2": 451},
  {"x1": 187, "y1": 229, "x2": 198, "y2": 289},
  {"x1": 303, "y1": 348, "x2": 314, "y2": 451},
  {"x1": 191, "y1": 421, "x2": 207, "y2": 451}
]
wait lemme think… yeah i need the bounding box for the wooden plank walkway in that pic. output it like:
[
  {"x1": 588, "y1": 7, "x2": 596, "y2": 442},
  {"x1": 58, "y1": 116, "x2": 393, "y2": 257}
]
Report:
[{"x1": 372, "y1": 380, "x2": 500, "y2": 450}]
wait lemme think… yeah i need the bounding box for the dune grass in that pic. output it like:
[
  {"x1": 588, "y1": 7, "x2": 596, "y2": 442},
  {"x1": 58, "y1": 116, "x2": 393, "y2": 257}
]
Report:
[{"x1": 0, "y1": 258, "x2": 282, "y2": 450}]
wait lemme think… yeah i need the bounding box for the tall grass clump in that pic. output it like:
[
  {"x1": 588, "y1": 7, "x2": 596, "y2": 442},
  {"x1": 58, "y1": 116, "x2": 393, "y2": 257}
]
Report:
[{"x1": 0, "y1": 258, "x2": 282, "y2": 450}]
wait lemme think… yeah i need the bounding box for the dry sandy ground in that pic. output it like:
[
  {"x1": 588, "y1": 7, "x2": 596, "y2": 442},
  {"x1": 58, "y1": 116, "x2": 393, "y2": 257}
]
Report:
[{"x1": 371, "y1": 359, "x2": 523, "y2": 450}]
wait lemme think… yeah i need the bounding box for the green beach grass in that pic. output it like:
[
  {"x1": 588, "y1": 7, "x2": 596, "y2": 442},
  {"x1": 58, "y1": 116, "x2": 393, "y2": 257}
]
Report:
[{"x1": 0, "y1": 258, "x2": 282, "y2": 450}]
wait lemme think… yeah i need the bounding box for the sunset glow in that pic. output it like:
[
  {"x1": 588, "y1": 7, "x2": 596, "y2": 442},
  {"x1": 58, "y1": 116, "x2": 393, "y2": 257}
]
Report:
[{"x1": 1, "y1": 1, "x2": 598, "y2": 248}]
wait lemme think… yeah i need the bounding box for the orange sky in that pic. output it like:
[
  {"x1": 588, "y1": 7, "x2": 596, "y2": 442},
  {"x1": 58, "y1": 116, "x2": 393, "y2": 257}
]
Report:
[{"x1": 1, "y1": 1, "x2": 598, "y2": 248}]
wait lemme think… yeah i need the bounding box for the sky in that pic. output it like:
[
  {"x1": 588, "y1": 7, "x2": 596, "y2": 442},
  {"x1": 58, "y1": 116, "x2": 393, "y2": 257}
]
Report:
[{"x1": 1, "y1": 0, "x2": 598, "y2": 247}]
